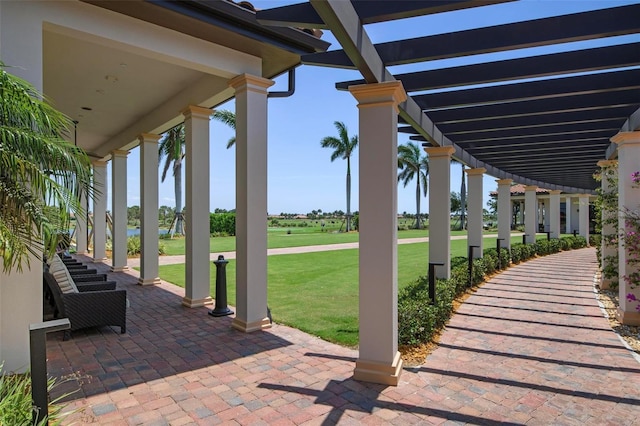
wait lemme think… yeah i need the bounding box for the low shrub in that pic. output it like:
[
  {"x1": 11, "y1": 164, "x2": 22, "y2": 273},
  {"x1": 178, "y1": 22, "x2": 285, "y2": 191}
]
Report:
[
  {"x1": 210, "y1": 212, "x2": 236, "y2": 236},
  {"x1": 0, "y1": 366, "x2": 69, "y2": 425},
  {"x1": 126, "y1": 236, "x2": 166, "y2": 256},
  {"x1": 398, "y1": 237, "x2": 589, "y2": 347}
]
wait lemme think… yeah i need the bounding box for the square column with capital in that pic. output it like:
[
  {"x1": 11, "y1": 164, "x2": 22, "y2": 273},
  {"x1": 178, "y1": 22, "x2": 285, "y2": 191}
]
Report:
[
  {"x1": 497, "y1": 179, "x2": 512, "y2": 252},
  {"x1": 426, "y1": 146, "x2": 456, "y2": 279},
  {"x1": 92, "y1": 160, "x2": 108, "y2": 262},
  {"x1": 466, "y1": 168, "x2": 485, "y2": 258},
  {"x1": 578, "y1": 194, "x2": 591, "y2": 244},
  {"x1": 524, "y1": 186, "x2": 538, "y2": 244},
  {"x1": 182, "y1": 106, "x2": 213, "y2": 308},
  {"x1": 349, "y1": 81, "x2": 406, "y2": 386},
  {"x1": 597, "y1": 160, "x2": 618, "y2": 290},
  {"x1": 612, "y1": 132, "x2": 640, "y2": 325},
  {"x1": 111, "y1": 150, "x2": 129, "y2": 272},
  {"x1": 138, "y1": 133, "x2": 162, "y2": 286},
  {"x1": 230, "y1": 74, "x2": 274, "y2": 333},
  {"x1": 549, "y1": 190, "x2": 562, "y2": 239}
]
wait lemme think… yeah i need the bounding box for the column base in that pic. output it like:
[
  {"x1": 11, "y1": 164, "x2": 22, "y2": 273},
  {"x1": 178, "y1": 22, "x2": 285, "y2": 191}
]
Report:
[
  {"x1": 231, "y1": 317, "x2": 271, "y2": 333},
  {"x1": 182, "y1": 296, "x2": 213, "y2": 308},
  {"x1": 353, "y1": 351, "x2": 403, "y2": 386},
  {"x1": 600, "y1": 277, "x2": 612, "y2": 290},
  {"x1": 92, "y1": 257, "x2": 108, "y2": 264},
  {"x1": 138, "y1": 277, "x2": 161, "y2": 286},
  {"x1": 617, "y1": 308, "x2": 640, "y2": 326},
  {"x1": 110, "y1": 265, "x2": 129, "y2": 272}
]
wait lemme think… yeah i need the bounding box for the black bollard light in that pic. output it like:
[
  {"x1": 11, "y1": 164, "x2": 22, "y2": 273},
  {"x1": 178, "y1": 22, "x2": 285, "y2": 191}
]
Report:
[
  {"x1": 428, "y1": 262, "x2": 444, "y2": 305},
  {"x1": 468, "y1": 245, "x2": 479, "y2": 287},
  {"x1": 209, "y1": 255, "x2": 233, "y2": 317},
  {"x1": 496, "y1": 238, "x2": 504, "y2": 271}
]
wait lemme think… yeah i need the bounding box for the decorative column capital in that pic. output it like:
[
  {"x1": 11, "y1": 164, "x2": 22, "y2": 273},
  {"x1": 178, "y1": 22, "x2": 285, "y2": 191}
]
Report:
[
  {"x1": 182, "y1": 105, "x2": 213, "y2": 120},
  {"x1": 597, "y1": 159, "x2": 618, "y2": 168},
  {"x1": 91, "y1": 159, "x2": 107, "y2": 168},
  {"x1": 524, "y1": 185, "x2": 537, "y2": 192},
  {"x1": 496, "y1": 178, "x2": 512, "y2": 186},
  {"x1": 138, "y1": 133, "x2": 162, "y2": 144},
  {"x1": 611, "y1": 131, "x2": 640, "y2": 146},
  {"x1": 424, "y1": 145, "x2": 455, "y2": 158},
  {"x1": 228, "y1": 73, "x2": 274, "y2": 94},
  {"x1": 549, "y1": 190, "x2": 562, "y2": 195},
  {"x1": 348, "y1": 81, "x2": 407, "y2": 113},
  {"x1": 111, "y1": 150, "x2": 128, "y2": 159},
  {"x1": 465, "y1": 167, "x2": 486, "y2": 176}
]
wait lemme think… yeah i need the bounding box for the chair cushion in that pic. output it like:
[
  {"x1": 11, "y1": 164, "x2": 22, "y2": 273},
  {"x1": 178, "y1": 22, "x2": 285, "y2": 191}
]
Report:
[{"x1": 49, "y1": 256, "x2": 79, "y2": 293}]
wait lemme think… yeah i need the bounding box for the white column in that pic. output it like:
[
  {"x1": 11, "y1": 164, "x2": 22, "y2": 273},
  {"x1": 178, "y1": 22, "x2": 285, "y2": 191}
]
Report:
[
  {"x1": 578, "y1": 194, "x2": 590, "y2": 244},
  {"x1": 230, "y1": 74, "x2": 273, "y2": 332},
  {"x1": 182, "y1": 106, "x2": 213, "y2": 307},
  {"x1": 612, "y1": 132, "x2": 640, "y2": 325},
  {"x1": 0, "y1": 10, "x2": 43, "y2": 372},
  {"x1": 111, "y1": 150, "x2": 129, "y2": 272},
  {"x1": 75, "y1": 190, "x2": 89, "y2": 254},
  {"x1": 565, "y1": 196, "x2": 573, "y2": 234},
  {"x1": 497, "y1": 179, "x2": 512, "y2": 251},
  {"x1": 597, "y1": 160, "x2": 618, "y2": 290},
  {"x1": 524, "y1": 185, "x2": 537, "y2": 244},
  {"x1": 549, "y1": 190, "x2": 561, "y2": 239},
  {"x1": 466, "y1": 168, "x2": 485, "y2": 258},
  {"x1": 349, "y1": 81, "x2": 406, "y2": 386},
  {"x1": 138, "y1": 133, "x2": 162, "y2": 286},
  {"x1": 92, "y1": 160, "x2": 108, "y2": 262},
  {"x1": 543, "y1": 199, "x2": 550, "y2": 232},
  {"x1": 426, "y1": 146, "x2": 456, "y2": 279}
]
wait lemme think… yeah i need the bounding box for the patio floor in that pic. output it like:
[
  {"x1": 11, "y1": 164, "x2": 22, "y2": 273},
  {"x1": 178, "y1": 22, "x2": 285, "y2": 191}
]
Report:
[{"x1": 47, "y1": 247, "x2": 640, "y2": 425}]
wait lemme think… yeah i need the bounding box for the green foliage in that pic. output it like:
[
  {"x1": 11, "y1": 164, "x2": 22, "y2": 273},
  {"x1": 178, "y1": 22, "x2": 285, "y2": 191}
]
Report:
[
  {"x1": 398, "y1": 237, "x2": 590, "y2": 347},
  {"x1": 0, "y1": 64, "x2": 93, "y2": 272},
  {"x1": 0, "y1": 367, "x2": 68, "y2": 425},
  {"x1": 126, "y1": 236, "x2": 166, "y2": 256},
  {"x1": 209, "y1": 212, "x2": 236, "y2": 236}
]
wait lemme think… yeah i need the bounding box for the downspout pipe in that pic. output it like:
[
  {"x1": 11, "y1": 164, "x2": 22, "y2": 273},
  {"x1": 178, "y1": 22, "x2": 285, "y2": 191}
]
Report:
[{"x1": 268, "y1": 67, "x2": 296, "y2": 98}]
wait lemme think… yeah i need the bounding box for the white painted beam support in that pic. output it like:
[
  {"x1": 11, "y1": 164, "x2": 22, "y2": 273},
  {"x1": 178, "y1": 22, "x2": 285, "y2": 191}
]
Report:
[
  {"x1": 565, "y1": 197, "x2": 573, "y2": 234},
  {"x1": 612, "y1": 132, "x2": 640, "y2": 325},
  {"x1": 497, "y1": 179, "x2": 512, "y2": 251},
  {"x1": 138, "y1": 133, "x2": 162, "y2": 286},
  {"x1": 111, "y1": 150, "x2": 129, "y2": 272},
  {"x1": 349, "y1": 81, "x2": 406, "y2": 386},
  {"x1": 76, "y1": 190, "x2": 89, "y2": 254},
  {"x1": 597, "y1": 160, "x2": 618, "y2": 290},
  {"x1": 466, "y1": 168, "x2": 485, "y2": 258},
  {"x1": 524, "y1": 186, "x2": 538, "y2": 244},
  {"x1": 92, "y1": 160, "x2": 108, "y2": 262},
  {"x1": 230, "y1": 74, "x2": 274, "y2": 332},
  {"x1": 549, "y1": 190, "x2": 561, "y2": 239},
  {"x1": 578, "y1": 194, "x2": 590, "y2": 244},
  {"x1": 426, "y1": 146, "x2": 455, "y2": 279},
  {"x1": 182, "y1": 106, "x2": 213, "y2": 308}
]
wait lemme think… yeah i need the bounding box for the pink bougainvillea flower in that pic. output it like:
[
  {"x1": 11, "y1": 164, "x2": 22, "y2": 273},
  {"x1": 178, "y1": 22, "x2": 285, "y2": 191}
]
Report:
[{"x1": 627, "y1": 293, "x2": 638, "y2": 302}]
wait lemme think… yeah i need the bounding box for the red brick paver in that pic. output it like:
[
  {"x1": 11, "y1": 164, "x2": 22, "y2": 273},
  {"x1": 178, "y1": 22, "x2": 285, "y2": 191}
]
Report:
[{"x1": 48, "y1": 248, "x2": 640, "y2": 425}]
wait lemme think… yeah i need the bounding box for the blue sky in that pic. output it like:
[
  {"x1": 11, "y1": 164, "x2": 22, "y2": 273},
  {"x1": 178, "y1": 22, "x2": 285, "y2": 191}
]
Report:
[{"x1": 111, "y1": 0, "x2": 637, "y2": 215}]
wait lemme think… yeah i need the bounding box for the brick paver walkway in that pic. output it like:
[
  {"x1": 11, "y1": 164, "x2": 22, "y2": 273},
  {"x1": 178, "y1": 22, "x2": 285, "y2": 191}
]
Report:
[{"x1": 47, "y1": 247, "x2": 640, "y2": 425}]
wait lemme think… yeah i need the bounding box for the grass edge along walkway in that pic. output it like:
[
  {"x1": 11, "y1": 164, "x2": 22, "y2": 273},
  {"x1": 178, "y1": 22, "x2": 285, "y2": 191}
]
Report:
[{"x1": 157, "y1": 235, "x2": 528, "y2": 347}]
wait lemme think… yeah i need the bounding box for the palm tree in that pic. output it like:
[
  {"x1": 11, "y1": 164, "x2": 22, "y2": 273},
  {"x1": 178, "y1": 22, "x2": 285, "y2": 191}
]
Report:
[
  {"x1": 320, "y1": 121, "x2": 359, "y2": 232},
  {"x1": 451, "y1": 158, "x2": 466, "y2": 230},
  {"x1": 212, "y1": 110, "x2": 236, "y2": 148},
  {"x1": 0, "y1": 64, "x2": 93, "y2": 272},
  {"x1": 158, "y1": 124, "x2": 185, "y2": 235},
  {"x1": 398, "y1": 142, "x2": 429, "y2": 229}
]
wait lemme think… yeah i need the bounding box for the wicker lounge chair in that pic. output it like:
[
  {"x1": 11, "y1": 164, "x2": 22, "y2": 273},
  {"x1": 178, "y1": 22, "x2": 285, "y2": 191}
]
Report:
[{"x1": 43, "y1": 271, "x2": 127, "y2": 340}]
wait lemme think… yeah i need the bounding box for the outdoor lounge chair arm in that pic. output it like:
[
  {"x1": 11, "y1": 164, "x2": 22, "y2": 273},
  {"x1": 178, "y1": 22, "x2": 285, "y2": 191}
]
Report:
[
  {"x1": 72, "y1": 274, "x2": 107, "y2": 282},
  {"x1": 76, "y1": 281, "x2": 117, "y2": 291}
]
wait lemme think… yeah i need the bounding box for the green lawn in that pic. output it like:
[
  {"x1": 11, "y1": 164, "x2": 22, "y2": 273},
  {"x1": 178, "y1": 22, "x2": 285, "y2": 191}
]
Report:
[
  {"x1": 158, "y1": 234, "x2": 526, "y2": 346},
  {"x1": 159, "y1": 227, "x2": 483, "y2": 255}
]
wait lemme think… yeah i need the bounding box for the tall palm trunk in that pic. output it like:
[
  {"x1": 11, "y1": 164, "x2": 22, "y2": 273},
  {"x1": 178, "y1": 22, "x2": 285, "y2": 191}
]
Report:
[
  {"x1": 346, "y1": 156, "x2": 351, "y2": 232},
  {"x1": 460, "y1": 163, "x2": 466, "y2": 230},
  {"x1": 174, "y1": 158, "x2": 184, "y2": 235},
  {"x1": 415, "y1": 178, "x2": 421, "y2": 229}
]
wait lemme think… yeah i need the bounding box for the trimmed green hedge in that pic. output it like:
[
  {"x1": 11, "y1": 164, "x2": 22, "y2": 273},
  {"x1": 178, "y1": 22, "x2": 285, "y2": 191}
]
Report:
[
  {"x1": 398, "y1": 235, "x2": 589, "y2": 346},
  {"x1": 209, "y1": 212, "x2": 236, "y2": 236}
]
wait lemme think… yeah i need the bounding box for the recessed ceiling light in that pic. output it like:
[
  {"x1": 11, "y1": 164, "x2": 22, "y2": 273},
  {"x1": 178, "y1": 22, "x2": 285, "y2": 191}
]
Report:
[
  {"x1": 105, "y1": 75, "x2": 118, "y2": 83},
  {"x1": 120, "y1": 63, "x2": 127, "y2": 68},
  {"x1": 81, "y1": 106, "x2": 92, "y2": 111},
  {"x1": 96, "y1": 89, "x2": 105, "y2": 95}
]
